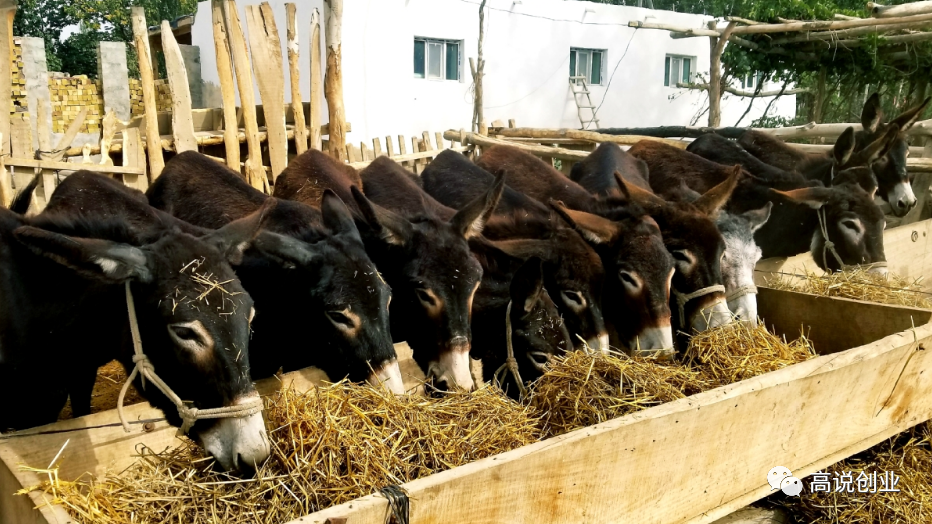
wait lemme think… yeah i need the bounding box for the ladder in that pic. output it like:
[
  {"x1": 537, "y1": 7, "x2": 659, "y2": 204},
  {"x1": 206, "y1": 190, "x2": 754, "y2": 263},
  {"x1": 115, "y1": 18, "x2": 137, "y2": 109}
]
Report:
[{"x1": 569, "y1": 76, "x2": 600, "y2": 130}]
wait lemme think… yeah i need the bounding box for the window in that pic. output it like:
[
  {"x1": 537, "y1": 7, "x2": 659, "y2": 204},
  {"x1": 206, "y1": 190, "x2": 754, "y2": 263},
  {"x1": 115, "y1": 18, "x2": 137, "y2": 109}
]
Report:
[
  {"x1": 414, "y1": 38, "x2": 460, "y2": 81},
  {"x1": 664, "y1": 55, "x2": 695, "y2": 87},
  {"x1": 570, "y1": 48, "x2": 604, "y2": 85},
  {"x1": 741, "y1": 72, "x2": 763, "y2": 90}
]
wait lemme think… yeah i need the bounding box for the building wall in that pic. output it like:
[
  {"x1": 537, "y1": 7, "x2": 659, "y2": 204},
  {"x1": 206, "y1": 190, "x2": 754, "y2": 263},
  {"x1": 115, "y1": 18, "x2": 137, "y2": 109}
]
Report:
[{"x1": 191, "y1": 0, "x2": 796, "y2": 144}]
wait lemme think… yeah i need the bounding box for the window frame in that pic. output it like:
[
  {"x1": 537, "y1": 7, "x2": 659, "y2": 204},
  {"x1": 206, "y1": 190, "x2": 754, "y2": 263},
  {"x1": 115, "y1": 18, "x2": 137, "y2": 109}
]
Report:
[
  {"x1": 664, "y1": 54, "x2": 697, "y2": 87},
  {"x1": 570, "y1": 47, "x2": 606, "y2": 86},
  {"x1": 413, "y1": 37, "x2": 462, "y2": 82}
]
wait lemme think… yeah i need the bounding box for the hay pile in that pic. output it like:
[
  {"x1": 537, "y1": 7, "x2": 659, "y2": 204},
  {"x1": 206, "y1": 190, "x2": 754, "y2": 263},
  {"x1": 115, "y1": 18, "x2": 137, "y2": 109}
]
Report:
[
  {"x1": 767, "y1": 268, "x2": 932, "y2": 309},
  {"x1": 684, "y1": 322, "x2": 817, "y2": 386},
  {"x1": 24, "y1": 381, "x2": 539, "y2": 524},
  {"x1": 527, "y1": 350, "x2": 708, "y2": 439},
  {"x1": 782, "y1": 423, "x2": 932, "y2": 523}
]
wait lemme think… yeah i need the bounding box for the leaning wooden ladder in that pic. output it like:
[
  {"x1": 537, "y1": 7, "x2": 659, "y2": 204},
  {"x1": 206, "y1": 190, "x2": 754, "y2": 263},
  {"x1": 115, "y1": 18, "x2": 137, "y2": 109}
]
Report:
[{"x1": 569, "y1": 76, "x2": 600, "y2": 130}]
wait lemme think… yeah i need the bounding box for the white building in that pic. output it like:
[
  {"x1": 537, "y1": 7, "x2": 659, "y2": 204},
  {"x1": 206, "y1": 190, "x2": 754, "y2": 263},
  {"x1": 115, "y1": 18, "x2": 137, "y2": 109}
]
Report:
[{"x1": 190, "y1": 0, "x2": 796, "y2": 144}]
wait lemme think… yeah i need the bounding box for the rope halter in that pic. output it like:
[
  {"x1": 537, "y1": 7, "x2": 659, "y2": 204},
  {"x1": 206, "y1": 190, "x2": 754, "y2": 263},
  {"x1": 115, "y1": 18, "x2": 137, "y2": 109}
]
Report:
[
  {"x1": 117, "y1": 282, "x2": 264, "y2": 435},
  {"x1": 815, "y1": 206, "x2": 888, "y2": 273},
  {"x1": 672, "y1": 284, "x2": 726, "y2": 330},
  {"x1": 493, "y1": 301, "x2": 553, "y2": 399},
  {"x1": 725, "y1": 284, "x2": 758, "y2": 303}
]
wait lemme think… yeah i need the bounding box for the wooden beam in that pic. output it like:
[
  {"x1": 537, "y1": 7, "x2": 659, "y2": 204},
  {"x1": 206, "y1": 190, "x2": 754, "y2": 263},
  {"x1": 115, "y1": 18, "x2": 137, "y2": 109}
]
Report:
[
  {"x1": 0, "y1": 7, "x2": 14, "y2": 156},
  {"x1": 708, "y1": 21, "x2": 738, "y2": 127},
  {"x1": 481, "y1": 127, "x2": 689, "y2": 148},
  {"x1": 161, "y1": 20, "x2": 198, "y2": 153},
  {"x1": 448, "y1": 131, "x2": 591, "y2": 161},
  {"x1": 301, "y1": 322, "x2": 932, "y2": 524},
  {"x1": 211, "y1": 0, "x2": 241, "y2": 172},
  {"x1": 131, "y1": 7, "x2": 165, "y2": 179},
  {"x1": 6, "y1": 158, "x2": 146, "y2": 176},
  {"x1": 324, "y1": 0, "x2": 347, "y2": 161},
  {"x1": 730, "y1": 11, "x2": 932, "y2": 34},
  {"x1": 870, "y1": 1, "x2": 932, "y2": 18},
  {"x1": 225, "y1": 0, "x2": 267, "y2": 192},
  {"x1": 676, "y1": 82, "x2": 810, "y2": 97},
  {"x1": 309, "y1": 8, "x2": 323, "y2": 151},
  {"x1": 829, "y1": 30, "x2": 932, "y2": 48},
  {"x1": 0, "y1": 133, "x2": 11, "y2": 208},
  {"x1": 724, "y1": 16, "x2": 764, "y2": 25},
  {"x1": 246, "y1": 2, "x2": 288, "y2": 181},
  {"x1": 475, "y1": 1, "x2": 487, "y2": 134},
  {"x1": 628, "y1": 19, "x2": 720, "y2": 36},
  {"x1": 121, "y1": 127, "x2": 147, "y2": 191},
  {"x1": 770, "y1": 19, "x2": 932, "y2": 44},
  {"x1": 286, "y1": 3, "x2": 307, "y2": 155},
  {"x1": 724, "y1": 35, "x2": 818, "y2": 61}
]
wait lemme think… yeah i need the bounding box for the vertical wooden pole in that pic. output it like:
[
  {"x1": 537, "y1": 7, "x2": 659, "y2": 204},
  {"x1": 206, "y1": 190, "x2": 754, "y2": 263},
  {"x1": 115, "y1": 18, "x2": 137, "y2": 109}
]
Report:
[
  {"x1": 0, "y1": 133, "x2": 11, "y2": 208},
  {"x1": 324, "y1": 0, "x2": 347, "y2": 161},
  {"x1": 475, "y1": 0, "x2": 487, "y2": 134},
  {"x1": 246, "y1": 2, "x2": 288, "y2": 181},
  {"x1": 161, "y1": 20, "x2": 198, "y2": 153},
  {"x1": 707, "y1": 21, "x2": 736, "y2": 128},
  {"x1": 225, "y1": 0, "x2": 268, "y2": 192},
  {"x1": 122, "y1": 127, "x2": 147, "y2": 191},
  {"x1": 309, "y1": 8, "x2": 323, "y2": 151},
  {"x1": 286, "y1": 3, "x2": 308, "y2": 155},
  {"x1": 99, "y1": 109, "x2": 118, "y2": 167},
  {"x1": 212, "y1": 0, "x2": 241, "y2": 171},
  {"x1": 812, "y1": 67, "x2": 826, "y2": 124},
  {"x1": 0, "y1": 7, "x2": 14, "y2": 156},
  {"x1": 131, "y1": 7, "x2": 165, "y2": 179}
]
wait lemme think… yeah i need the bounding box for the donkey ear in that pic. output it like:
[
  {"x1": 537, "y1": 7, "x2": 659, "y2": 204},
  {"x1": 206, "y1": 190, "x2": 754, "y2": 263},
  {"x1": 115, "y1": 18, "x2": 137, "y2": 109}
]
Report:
[
  {"x1": 351, "y1": 185, "x2": 413, "y2": 246},
  {"x1": 850, "y1": 125, "x2": 900, "y2": 166},
  {"x1": 202, "y1": 197, "x2": 276, "y2": 265},
  {"x1": 450, "y1": 171, "x2": 505, "y2": 239},
  {"x1": 251, "y1": 230, "x2": 320, "y2": 268},
  {"x1": 742, "y1": 201, "x2": 772, "y2": 233},
  {"x1": 13, "y1": 226, "x2": 153, "y2": 283},
  {"x1": 693, "y1": 165, "x2": 741, "y2": 217},
  {"x1": 890, "y1": 96, "x2": 931, "y2": 131},
  {"x1": 861, "y1": 93, "x2": 883, "y2": 133},
  {"x1": 612, "y1": 171, "x2": 632, "y2": 200},
  {"x1": 321, "y1": 189, "x2": 362, "y2": 242},
  {"x1": 510, "y1": 256, "x2": 545, "y2": 315},
  {"x1": 770, "y1": 187, "x2": 834, "y2": 209},
  {"x1": 614, "y1": 172, "x2": 666, "y2": 209},
  {"x1": 833, "y1": 127, "x2": 856, "y2": 167},
  {"x1": 549, "y1": 200, "x2": 623, "y2": 245}
]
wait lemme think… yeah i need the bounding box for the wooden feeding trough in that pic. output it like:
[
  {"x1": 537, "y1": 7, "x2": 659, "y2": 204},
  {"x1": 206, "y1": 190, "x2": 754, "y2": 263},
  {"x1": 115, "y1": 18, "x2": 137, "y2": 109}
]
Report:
[{"x1": 4, "y1": 302, "x2": 932, "y2": 522}]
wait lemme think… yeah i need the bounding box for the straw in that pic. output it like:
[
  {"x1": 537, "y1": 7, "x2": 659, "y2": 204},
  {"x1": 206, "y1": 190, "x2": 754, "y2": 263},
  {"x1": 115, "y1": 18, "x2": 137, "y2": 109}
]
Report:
[
  {"x1": 767, "y1": 268, "x2": 932, "y2": 309},
  {"x1": 23, "y1": 381, "x2": 539, "y2": 524}
]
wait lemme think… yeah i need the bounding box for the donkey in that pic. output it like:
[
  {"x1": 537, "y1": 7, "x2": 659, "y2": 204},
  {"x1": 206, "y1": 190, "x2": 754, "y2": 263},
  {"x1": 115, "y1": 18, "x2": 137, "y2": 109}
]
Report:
[
  {"x1": 274, "y1": 148, "x2": 362, "y2": 209},
  {"x1": 145, "y1": 152, "x2": 402, "y2": 392},
  {"x1": 857, "y1": 93, "x2": 931, "y2": 216},
  {"x1": 348, "y1": 157, "x2": 504, "y2": 391},
  {"x1": 478, "y1": 144, "x2": 734, "y2": 337},
  {"x1": 421, "y1": 149, "x2": 608, "y2": 352},
  {"x1": 1, "y1": 185, "x2": 270, "y2": 471},
  {"x1": 573, "y1": 143, "x2": 772, "y2": 323},
  {"x1": 632, "y1": 142, "x2": 887, "y2": 274}
]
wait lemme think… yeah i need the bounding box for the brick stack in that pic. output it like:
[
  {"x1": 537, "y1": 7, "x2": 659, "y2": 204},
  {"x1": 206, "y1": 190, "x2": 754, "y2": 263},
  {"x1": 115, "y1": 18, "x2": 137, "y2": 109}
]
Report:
[
  {"x1": 49, "y1": 74, "x2": 104, "y2": 134},
  {"x1": 10, "y1": 38, "x2": 27, "y2": 115},
  {"x1": 129, "y1": 78, "x2": 173, "y2": 116}
]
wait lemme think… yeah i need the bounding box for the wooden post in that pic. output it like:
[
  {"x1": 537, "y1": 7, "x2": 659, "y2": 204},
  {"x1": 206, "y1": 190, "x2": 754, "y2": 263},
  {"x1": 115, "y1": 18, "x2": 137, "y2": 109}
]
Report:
[
  {"x1": 708, "y1": 21, "x2": 737, "y2": 128},
  {"x1": 0, "y1": 6, "x2": 14, "y2": 156},
  {"x1": 34, "y1": 101, "x2": 54, "y2": 210},
  {"x1": 812, "y1": 67, "x2": 827, "y2": 124},
  {"x1": 99, "y1": 109, "x2": 118, "y2": 166},
  {"x1": 372, "y1": 137, "x2": 382, "y2": 157},
  {"x1": 309, "y1": 8, "x2": 323, "y2": 151},
  {"x1": 324, "y1": 0, "x2": 347, "y2": 161},
  {"x1": 161, "y1": 20, "x2": 198, "y2": 153},
  {"x1": 122, "y1": 127, "x2": 147, "y2": 191},
  {"x1": 475, "y1": 0, "x2": 487, "y2": 134},
  {"x1": 286, "y1": 3, "x2": 308, "y2": 155},
  {"x1": 246, "y1": 2, "x2": 288, "y2": 180},
  {"x1": 0, "y1": 133, "x2": 11, "y2": 208},
  {"x1": 211, "y1": 0, "x2": 241, "y2": 171},
  {"x1": 131, "y1": 7, "x2": 165, "y2": 179},
  {"x1": 225, "y1": 0, "x2": 268, "y2": 192},
  {"x1": 385, "y1": 135, "x2": 394, "y2": 157}
]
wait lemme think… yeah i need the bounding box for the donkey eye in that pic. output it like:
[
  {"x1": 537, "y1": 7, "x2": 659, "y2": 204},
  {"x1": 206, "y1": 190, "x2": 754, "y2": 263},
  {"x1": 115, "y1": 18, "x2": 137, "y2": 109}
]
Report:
[
  {"x1": 841, "y1": 219, "x2": 862, "y2": 233},
  {"x1": 618, "y1": 271, "x2": 640, "y2": 289},
  {"x1": 167, "y1": 321, "x2": 214, "y2": 352},
  {"x1": 560, "y1": 290, "x2": 585, "y2": 308},
  {"x1": 672, "y1": 250, "x2": 692, "y2": 264},
  {"x1": 415, "y1": 288, "x2": 437, "y2": 307},
  {"x1": 326, "y1": 310, "x2": 353, "y2": 328}
]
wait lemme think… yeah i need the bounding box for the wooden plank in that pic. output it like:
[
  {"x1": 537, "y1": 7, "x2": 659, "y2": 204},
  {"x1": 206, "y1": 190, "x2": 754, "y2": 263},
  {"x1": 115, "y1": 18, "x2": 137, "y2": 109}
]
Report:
[
  {"x1": 478, "y1": 128, "x2": 688, "y2": 149},
  {"x1": 309, "y1": 8, "x2": 323, "y2": 151},
  {"x1": 285, "y1": 3, "x2": 308, "y2": 155},
  {"x1": 411, "y1": 137, "x2": 422, "y2": 173},
  {"x1": 385, "y1": 136, "x2": 394, "y2": 157},
  {"x1": 324, "y1": 0, "x2": 347, "y2": 160},
  {"x1": 211, "y1": 0, "x2": 241, "y2": 171},
  {"x1": 9, "y1": 114, "x2": 33, "y2": 197},
  {"x1": 5, "y1": 158, "x2": 145, "y2": 176},
  {"x1": 372, "y1": 137, "x2": 382, "y2": 157},
  {"x1": 435, "y1": 131, "x2": 445, "y2": 150},
  {"x1": 130, "y1": 7, "x2": 164, "y2": 179},
  {"x1": 757, "y1": 287, "x2": 931, "y2": 355},
  {"x1": 98, "y1": 110, "x2": 118, "y2": 167},
  {"x1": 422, "y1": 131, "x2": 434, "y2": 151},
  {"x1": 0, "y1": 7, "x2": 13, "y2": 156},
  {"x1": 34, "y1": 101, "x2": 53, "y2": 212},
  {"x1": 397, "y1": 135, "x2": 407, "y2": 155},
  {"x1": 225, "y1": 0, "x2": 267, "y2": 192},
  {"x1": 0, "y1": 134, "x2": 11, "y2": 208},
  {"x1": 345, "y1": 143, "x2": 360, "y2": 163},
  {"x1": 300, "y1": 322, "x2": 932, "y2": 524},
  {"x1": 508, "y1": 118, "x2": 516, "y2": 128},
  {"x1": 121, "y1": 128, "x2": 147, "y2": 191},
  {"x1": 446, "y1": 131, "x2": 590, "y2": 162},
  {"x1": 360, "y1": 142, "x2": 372, "y2": 162},
  {"x1": 161, "y1": 20, "x2": 198, "y2": 153},
  {"x1": 245, "y1": 2, "x2": 288, "y2": 181}
]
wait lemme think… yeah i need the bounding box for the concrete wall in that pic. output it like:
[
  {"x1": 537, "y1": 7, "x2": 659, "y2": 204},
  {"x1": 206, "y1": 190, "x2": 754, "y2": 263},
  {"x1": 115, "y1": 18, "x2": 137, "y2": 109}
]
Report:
[{"x1": 190, "y1": 0, "x2": 796, "y2": 144}]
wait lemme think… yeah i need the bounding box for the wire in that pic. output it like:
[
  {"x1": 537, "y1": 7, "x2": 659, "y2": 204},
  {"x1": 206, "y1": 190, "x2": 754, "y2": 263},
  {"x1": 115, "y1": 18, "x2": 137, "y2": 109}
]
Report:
[
  {"x1": 455, "y1": 0, "x2": 654, "y2": 26},
  {"x1": 593, "y1": 27, "x2": 640, "y2": 118},
  {"x1": 483, "y1": 56, "x2": 570, "y2": 109},
  {"x1": 0, "y1": 417, "x2": 167, "y2": 440}
]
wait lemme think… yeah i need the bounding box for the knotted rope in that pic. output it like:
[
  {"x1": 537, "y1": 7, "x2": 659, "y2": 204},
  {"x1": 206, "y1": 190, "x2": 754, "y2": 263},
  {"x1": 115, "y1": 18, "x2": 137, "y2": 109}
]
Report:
[
  {"x1": 725, "y1": 284, "x2": 758, "y2": 303},
  {"x1": 816, "y1": 206, "x2": 888, "y2": 273},
  {"x1": 672, "y1": 284, "x2": 726, "y2": 329},
  {"x1": 117, "y1": 282, "x2": 264, "y2": 435},
  {"x1": 493, "y1": 301, "x2": 529, "y2": 399}
]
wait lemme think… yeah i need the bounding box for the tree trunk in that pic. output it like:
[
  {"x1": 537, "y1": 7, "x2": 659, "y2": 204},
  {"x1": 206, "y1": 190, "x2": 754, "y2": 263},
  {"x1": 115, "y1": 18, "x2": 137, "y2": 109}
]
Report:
[
  {"x1": 286, "y1": 3, "x2": 308, "y2": 155},
  {"x1": 707, "y1": 21, "x2": 737, "y2": 127},
  {"x1": 131, "y1": 7, "x2": 165, "y2": 179},
  {"x1": 309, "y1": 8, "x2": 323, "y2": 151},
  {"x1": 475, "y1": 0, "x2": 487, "y2": 135},
  {"x1": 324, "y1": 0, "x2": 347, "y2": 161},
  {"x1": 211, "y1": 0, "x2": 241, "y2": 171}
]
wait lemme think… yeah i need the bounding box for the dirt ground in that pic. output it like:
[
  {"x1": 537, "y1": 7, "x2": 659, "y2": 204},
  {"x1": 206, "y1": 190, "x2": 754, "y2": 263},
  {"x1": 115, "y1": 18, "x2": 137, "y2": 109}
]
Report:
[{"x1": 58, "y1": 360, "x2": 145, "y2": 420}]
